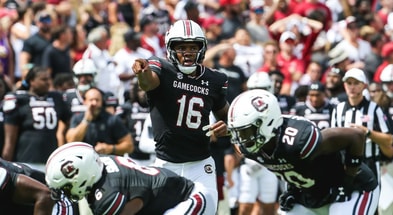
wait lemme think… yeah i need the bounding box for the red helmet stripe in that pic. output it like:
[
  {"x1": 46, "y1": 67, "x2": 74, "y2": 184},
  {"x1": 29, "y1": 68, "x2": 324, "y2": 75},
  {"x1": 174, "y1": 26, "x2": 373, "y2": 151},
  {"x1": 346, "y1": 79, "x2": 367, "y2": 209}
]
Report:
[{"x1": 183, "y1": 20, "x2": 192, "y2": 37}]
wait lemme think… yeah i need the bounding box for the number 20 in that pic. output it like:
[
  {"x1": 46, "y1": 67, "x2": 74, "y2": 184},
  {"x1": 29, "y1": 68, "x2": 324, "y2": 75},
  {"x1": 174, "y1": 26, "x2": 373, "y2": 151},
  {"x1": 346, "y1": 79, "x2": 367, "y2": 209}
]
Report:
[{"x1": 282, "y1": 127, "x2": 298, "y2": 145}]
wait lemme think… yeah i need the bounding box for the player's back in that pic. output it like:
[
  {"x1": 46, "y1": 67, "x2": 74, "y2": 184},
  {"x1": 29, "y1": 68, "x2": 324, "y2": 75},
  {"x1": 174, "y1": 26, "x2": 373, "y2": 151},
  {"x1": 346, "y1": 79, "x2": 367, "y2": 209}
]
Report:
[{"x1": 89, "y1": 155, "x2": 194, "y2": 215}]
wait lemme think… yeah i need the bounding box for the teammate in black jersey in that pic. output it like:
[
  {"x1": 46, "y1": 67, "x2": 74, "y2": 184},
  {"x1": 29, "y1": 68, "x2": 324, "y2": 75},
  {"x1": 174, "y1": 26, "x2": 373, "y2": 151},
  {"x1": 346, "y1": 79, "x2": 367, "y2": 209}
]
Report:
[
  {"x1": 46, "y1": 142, "x2": 208, "y2": 215},
  {"x1": 228, "y1": 89, "x2": 378, "y2": 214},
  {"x1": 2, "y1": 66, "x2": 72, "y2": 168},
  {"x1": 0, "y1": 158, "x2": 76, "y2": 215},
  {"x1": 292, "y1": 82, "x2": 334, "y2": 130},
  {"x1": 132, "y1": 20, "x2": 229, "y2": 213}
]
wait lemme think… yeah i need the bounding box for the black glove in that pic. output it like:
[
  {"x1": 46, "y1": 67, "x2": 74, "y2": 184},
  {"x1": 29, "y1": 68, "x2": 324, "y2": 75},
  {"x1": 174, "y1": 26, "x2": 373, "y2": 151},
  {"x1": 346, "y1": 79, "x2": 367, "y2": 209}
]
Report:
[
  {"x1": 353, "y1": 163, "x2": 378, "y2": 192},
  {"x1": 279, "y1": 190, "x2": 297, "y2": 211},
  {"x1": 329, "y1": 186, "x2": 352, "y2": 202}
]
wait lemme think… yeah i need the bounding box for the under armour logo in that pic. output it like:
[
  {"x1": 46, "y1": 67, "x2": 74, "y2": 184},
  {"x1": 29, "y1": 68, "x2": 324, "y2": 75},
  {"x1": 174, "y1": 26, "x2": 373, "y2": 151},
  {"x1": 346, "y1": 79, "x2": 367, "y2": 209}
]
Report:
[
  {"x1": 201, "y1": 80, "x2": 209, "y2": 86},
  {"x1": 338, "y1": 187, "x2": 345, "y2": 195}
]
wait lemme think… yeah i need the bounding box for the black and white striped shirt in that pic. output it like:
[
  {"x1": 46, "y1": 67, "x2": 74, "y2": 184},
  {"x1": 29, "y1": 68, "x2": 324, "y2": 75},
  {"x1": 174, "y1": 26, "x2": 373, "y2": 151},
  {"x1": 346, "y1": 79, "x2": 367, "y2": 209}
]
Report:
[{"x1": 331, "y1": 98, "x2": 390, "y2": 160}]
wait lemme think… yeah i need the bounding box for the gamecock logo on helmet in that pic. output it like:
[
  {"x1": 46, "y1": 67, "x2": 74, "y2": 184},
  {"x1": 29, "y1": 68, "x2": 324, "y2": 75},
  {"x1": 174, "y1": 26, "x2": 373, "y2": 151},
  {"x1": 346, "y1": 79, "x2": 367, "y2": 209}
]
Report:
[
  {"x1": 251, "y1": 97, "x2": 268, "y2": 112},
  {"x1": 61, "y1": 161, "x2": 79, "y2": 179}
]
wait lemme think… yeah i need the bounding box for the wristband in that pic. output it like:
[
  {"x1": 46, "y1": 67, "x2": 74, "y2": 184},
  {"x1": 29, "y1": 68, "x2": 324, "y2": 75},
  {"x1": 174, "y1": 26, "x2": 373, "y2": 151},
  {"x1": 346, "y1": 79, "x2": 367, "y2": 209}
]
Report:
[
  {"x1": 112, "y1": 145, "x2": 116, "y2": 154},
  {"x1": 365, "y1": 129, "x2": 371, "y2": 137},
  {"x1": 81, "y1": 118, "x2": 91, "y2": 124},
  {"x1": 345, "y1": 155, "x2": 363, "y2": 167}
]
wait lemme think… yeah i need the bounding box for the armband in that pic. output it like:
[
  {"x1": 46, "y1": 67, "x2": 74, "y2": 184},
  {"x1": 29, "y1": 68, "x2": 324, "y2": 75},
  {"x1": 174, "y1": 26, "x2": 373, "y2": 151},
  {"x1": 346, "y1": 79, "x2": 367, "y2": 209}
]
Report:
[
  {"x1": 112, "y1": 145, "x2": 116, "y2": 154},
  {"x1": 345, "y1": 155, "x2": 363, "y2": 167}
]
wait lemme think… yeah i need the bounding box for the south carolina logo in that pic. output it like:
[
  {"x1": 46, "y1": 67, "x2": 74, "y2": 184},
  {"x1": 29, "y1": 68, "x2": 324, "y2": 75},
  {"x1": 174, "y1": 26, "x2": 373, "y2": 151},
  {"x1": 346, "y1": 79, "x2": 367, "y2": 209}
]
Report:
[
  {"x1": 61, "y1": 161, "x2": 78, "y2": 179},
  {"x1": 204, "y1": 164, "x2": 213, "y2": 174},
  {"x1": 251, "y1": 97, "x2": 268, "y2": 112}
]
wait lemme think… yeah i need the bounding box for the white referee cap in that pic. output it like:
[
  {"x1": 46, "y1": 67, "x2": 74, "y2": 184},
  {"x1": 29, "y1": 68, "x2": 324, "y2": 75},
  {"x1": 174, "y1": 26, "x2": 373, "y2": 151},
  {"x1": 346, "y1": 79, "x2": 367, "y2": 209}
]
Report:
[{"x1": 342, "y1": 68, "x2": 368, "y2": 84}]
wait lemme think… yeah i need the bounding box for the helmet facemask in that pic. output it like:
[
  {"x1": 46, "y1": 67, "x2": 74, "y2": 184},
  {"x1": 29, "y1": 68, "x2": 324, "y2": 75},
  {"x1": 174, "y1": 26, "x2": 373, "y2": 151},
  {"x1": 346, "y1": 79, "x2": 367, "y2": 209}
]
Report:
[
  {"x1": 168, "y1": 40, "x2": 206, "y2": 74},
  {"x1": 229, "y1": 119, "x2": 268, "y2": 154},
  {"x1": 165, "y1": 20, "x2": 207, "y2": 75}
]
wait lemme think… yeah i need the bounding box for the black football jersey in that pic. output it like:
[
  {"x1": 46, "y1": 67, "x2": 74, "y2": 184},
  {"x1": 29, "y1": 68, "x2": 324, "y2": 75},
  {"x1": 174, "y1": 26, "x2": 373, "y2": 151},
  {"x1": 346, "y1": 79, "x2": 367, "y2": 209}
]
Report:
[
  {"x1": 146, "y1": 57, "x2": 228, "y2": 162},
  {"x1": 293, "y1": 101, "x2": 334, "y2": 129},
  {"x1": 126, "y1": 102, "x2": 151, "y2": 160},
  {"x1": 63, "y1": 88, "x2": 86, "y2": 114},
  {"x1": 3, "y1": 90, "x2": 72, "y2": 163},
  {"x1": 88, "y1": 155, "x2": 194, "y2": 215},
  {"x1": 246, "y1": 116, "x2": 345, "y2": 198}
]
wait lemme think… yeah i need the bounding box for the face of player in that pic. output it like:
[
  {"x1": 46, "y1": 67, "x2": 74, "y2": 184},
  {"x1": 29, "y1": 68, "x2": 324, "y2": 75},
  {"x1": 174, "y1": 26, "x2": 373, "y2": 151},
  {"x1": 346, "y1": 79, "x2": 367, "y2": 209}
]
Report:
[
  {"x1": 344, "y1": 78, "x2": 366, "y2": 100},
  {"x1": 84, "y1": 89, "x2": 103, "y2": 117},
  {"x1": 325, "y1": 73, "x2": 342, "y2": 90},
  {"x1": 270, "y1": 74, "x2": 283, "y2": 95},
  {"x1": 173, "y1": 42, "x2": 200, "y2": 66},
  {"x1": 308, "y1": 91, "x2": 325, "y2": 109},
  {"x1": 30, "y1": 70, "x2": 50, "y2": 96}
]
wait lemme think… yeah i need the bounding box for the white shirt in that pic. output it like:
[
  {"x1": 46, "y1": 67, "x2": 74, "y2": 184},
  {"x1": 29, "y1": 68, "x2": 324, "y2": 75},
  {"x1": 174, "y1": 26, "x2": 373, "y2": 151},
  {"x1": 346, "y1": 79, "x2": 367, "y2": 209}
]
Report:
[
  {"x1": 82, "y1": 43, "x2": 120, "y2": 97},
  {"x1": 113, "y1": 47, "x2": 152, "y2": 104}
]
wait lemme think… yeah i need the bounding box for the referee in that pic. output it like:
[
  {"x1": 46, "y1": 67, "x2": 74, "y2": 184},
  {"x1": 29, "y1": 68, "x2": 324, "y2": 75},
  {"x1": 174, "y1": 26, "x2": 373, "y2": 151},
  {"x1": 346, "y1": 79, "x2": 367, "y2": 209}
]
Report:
[{"x1": 331, "y1": 68, "x2": 393, "y2": 208}]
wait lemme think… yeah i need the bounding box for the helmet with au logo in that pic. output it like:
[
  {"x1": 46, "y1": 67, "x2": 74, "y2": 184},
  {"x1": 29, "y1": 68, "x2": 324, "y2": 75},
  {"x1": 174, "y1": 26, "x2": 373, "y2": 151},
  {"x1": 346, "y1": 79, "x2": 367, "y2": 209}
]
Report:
[
  {"x1": 228, "y1": 89, "x2": 283, "y2": 153},
  {"x1": 45, "y1": 142, "x2": 103, "y2": 201},
  {"x1": 165, "y1": 20, "x2": 207, "y2": 74}
]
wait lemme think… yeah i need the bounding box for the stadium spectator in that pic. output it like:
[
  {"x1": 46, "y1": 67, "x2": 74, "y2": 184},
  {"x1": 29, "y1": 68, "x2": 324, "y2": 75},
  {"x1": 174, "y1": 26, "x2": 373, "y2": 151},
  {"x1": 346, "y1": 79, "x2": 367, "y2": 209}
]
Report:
[
  {"x1": 66, "y1": 87, "x2": 133, "y2": 156},
  {"x1": 19, "y1": 10, "x2": 52, "y2": 80},
  {"x1": 69, "y1": 24, "x2": 87, "y2": 63},
  {"x1": 363, "y1": 33, "x2": 384, "y2": 81},
  {"x1": 139, "y1": 15, "x2": 166, "y2": 58},
  {"x1": 82, "y1": 26, "x2": 120, "y2": 97},
  {"x1": 202, "y1": 16, "x2": 224, "y2": 48},
  {"x1": 41, "y1": 24, "x2": 73, "y2": 83},
  {"x1": 374, "y1": 42, "x2": 393, "y2": 83},
  {"x1": 141, "y1": 0, "x2": 172, "y2": 36},
  {"x1": 107, "y1": 0, "x2": 139, "y2": 30},
  {"x1": 232, "y1": 28, "x2": 264, "y2": 78},
  {"x1": 113, "y1": 29, "x2": 152, "y2": 104},
  {"x1": 219, "y1": 0, "x2": 244, "y2": 40},
  {"x1": 246, "y1": 0, "x2": 271, "y2": 44},
  {"x1": 78, "y1": 0, "x2": 109, "y2": 34},
  {"x1": 332, "y1": 16, "x2": 372, "y2": 71},
  {"x1": 275, "y1": 31, "x2": 305, "y2": 95},
  {"x1": 9, "y1": 6, "x2": 38, "y2": 84}
]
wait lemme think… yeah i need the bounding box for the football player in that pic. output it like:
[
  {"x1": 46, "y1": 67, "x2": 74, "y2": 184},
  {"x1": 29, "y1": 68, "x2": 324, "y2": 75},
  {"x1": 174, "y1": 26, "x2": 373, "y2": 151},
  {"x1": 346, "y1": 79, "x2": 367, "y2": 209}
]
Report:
[
  {"x1": 0, "y1": 158, "x2": 76, "y2": 214},
  {"x1": 46, "y1": 142, "x2": 208, "y2": 214},
  {"x1": 228, "y1": 89, "x2": 378, "y2": 214},
  {"x1": 132, "y1": 19, "x2": 229, "y2": 213}
]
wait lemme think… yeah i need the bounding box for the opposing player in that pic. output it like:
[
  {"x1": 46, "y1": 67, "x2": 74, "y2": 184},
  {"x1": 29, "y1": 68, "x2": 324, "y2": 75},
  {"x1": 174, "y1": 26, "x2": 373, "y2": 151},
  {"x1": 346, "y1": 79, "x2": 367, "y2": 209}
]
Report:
[
  {"x1": 45, "y1": 142, "x2": 209, "y2": 214},
  {"x1": 132, "y1": 19, "x2": 229, "y2": 213},
  {"x1": 0, "y1": 158, "x2": 75, "y2": 215},
  {"x1": 227, "y1": 89, "x2": 378, "y2": 214}
]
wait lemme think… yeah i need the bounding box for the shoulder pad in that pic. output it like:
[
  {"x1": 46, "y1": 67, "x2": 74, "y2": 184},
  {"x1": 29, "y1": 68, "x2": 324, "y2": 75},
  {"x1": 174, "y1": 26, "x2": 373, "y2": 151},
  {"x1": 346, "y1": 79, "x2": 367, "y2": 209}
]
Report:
[{"x1": 3, "y1": 94, "x2": 17, "y2": 112}]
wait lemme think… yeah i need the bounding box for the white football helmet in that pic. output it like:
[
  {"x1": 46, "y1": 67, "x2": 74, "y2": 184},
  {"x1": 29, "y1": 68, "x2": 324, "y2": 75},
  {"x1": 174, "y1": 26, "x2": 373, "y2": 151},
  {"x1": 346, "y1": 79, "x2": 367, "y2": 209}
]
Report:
[
  {"x1": 228, "y1": 89, "x2": 283, "y2": 154},
  {"x1": 45, "y1": 142, "x2": 103, "y2": 201},
  {"x1": 72, "y1": 59, "x2": 97, "y2": 92},
  {"x1": 247, "y1": 72, "x2": 274, "y2": 93},
  {"x1": 165, "y1": 20, "x2": 207, "y2": 74}
]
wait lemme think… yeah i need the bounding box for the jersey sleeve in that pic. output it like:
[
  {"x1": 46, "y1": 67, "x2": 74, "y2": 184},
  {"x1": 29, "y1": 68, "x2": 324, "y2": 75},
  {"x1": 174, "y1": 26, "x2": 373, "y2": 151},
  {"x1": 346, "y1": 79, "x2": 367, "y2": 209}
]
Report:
[
  {"x1": 287, "y1": 116, "x2": 322, "y2": 159},
  {"x1": 92, "y1": 191, "x2": 127, "y2": 215}
]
